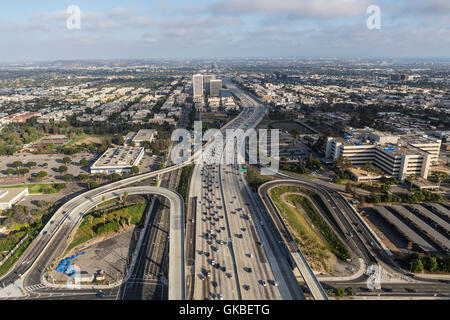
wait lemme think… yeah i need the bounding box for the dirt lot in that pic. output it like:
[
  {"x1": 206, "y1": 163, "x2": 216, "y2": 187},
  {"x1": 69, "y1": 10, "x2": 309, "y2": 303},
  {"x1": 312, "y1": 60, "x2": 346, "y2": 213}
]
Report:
[{"x1": 49, "y1": 227, "x2": 139, "y2": 284}]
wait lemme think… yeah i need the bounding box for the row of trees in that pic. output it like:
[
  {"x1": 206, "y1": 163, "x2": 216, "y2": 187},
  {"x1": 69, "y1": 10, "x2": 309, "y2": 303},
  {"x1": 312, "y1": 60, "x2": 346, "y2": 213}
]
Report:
[
  {"x1": 408, "y1": 253, "x2": 450, "y2": 273},
  {"x1": 280, "y1": 154, "x2": 322, "y2": 174}
]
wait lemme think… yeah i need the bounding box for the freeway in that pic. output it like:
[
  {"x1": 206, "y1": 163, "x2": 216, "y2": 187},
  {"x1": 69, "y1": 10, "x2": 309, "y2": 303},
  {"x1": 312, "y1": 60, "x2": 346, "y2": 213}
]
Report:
[{"x1": 190, "y1": 80, "x2": 305, "y2": 300}]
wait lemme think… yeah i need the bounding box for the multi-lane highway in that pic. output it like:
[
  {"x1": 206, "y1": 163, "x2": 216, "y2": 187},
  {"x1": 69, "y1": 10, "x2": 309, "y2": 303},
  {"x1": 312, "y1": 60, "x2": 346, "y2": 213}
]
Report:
[{"x1": 189, "y1": 81, "x2": 306, "y2": 300}]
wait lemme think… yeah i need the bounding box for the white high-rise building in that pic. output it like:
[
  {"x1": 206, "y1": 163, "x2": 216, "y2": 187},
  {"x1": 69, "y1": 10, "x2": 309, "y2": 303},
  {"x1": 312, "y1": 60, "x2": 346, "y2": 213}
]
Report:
[
  {"x1": 209, "y1": 79, "x2": 222, "y2": 97},
  {"x1": 193, "y1": 74, "x2": 204, "y2": 97}
]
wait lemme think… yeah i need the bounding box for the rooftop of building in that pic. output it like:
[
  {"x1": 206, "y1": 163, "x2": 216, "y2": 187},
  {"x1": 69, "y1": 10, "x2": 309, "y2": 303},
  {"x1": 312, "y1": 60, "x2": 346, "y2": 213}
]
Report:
[
  {"x1": 132, "y1": 129, "x2": 157, "y2": 142},
  {"x1": 331, "y1": 127, "x2": 441, "y2": 157},
  {"x1": 0, "y1": 188, "x2": 28, "y2": 204},
  {"x1": 91, "y1": 147, "x2": 144, "y2": 168}
]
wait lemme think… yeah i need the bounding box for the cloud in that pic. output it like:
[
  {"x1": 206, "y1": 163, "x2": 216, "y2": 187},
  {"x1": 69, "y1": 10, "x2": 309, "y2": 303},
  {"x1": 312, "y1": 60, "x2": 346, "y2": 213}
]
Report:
[{"x1": 210, "y1": 0, "x2": 372, "y2": 19}]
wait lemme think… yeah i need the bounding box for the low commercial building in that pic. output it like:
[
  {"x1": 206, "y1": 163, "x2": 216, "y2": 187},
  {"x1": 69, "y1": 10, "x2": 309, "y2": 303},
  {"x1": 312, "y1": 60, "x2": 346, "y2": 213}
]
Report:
[
  {"x1": 0, "y1": 188, "x2": 29, "y2": 210},
  {"x1": 90, "y1": 147, "x2": 145, "y2": 174},
  {"x1": 132, "y1": 129, "x2": 157, "y2": 146},
  {"x1": 325, "y1": 127, "x2": 442, "y2": 182}
]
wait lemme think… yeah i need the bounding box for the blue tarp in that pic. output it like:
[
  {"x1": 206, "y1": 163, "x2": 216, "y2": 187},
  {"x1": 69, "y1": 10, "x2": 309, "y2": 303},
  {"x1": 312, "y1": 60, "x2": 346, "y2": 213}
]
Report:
[{"x1": 55, "y1": 252, "x2": 84, "y2": 274}]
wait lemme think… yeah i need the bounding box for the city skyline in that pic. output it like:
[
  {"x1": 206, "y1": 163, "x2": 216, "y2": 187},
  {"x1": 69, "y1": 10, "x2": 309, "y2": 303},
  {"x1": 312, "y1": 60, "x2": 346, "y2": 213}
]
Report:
[{"x1": 0, "y1": 0, "x2": 449, "y2": 62}]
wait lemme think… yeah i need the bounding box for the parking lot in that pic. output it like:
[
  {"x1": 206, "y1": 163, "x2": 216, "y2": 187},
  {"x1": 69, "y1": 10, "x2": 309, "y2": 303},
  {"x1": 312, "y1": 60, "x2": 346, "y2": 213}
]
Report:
[
  {"x1": 361, "y1": 203, "x2": 450, "y2": 255},
  {"x1": 0, "y1": 152, "x2": 93, "y2": 185}
]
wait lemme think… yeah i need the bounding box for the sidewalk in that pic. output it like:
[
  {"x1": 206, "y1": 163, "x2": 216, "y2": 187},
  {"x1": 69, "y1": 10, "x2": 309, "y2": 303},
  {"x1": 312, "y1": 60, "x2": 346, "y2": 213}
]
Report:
[{"x1": 0, "y1": 279, "x2": 26, "y2": 299}]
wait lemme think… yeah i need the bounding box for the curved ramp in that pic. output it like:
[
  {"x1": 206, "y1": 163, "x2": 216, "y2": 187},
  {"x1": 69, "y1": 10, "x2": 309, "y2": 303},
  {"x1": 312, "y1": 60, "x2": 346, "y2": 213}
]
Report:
[{"x1": 80, "y1": 187, "x2": 185, "y2": 300}]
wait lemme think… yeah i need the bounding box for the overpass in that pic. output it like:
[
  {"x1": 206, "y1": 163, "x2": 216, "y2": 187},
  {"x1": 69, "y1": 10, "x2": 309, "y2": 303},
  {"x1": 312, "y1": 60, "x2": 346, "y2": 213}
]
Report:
[{"x1": 61, "y1": 186, "x2": 185, "y2": 300}]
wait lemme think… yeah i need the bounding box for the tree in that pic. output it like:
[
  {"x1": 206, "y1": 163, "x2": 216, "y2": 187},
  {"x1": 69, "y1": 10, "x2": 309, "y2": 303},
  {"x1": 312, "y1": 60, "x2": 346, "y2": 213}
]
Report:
[
  {"x1": 431, "y1": 171, "x2": 448, "y2": 188},
  {"x1": 102, "y1": 195, "x2": 106, "y2": 203},
  {"x1": 306, "y1": 153, "x2": 321, "y2": 171},
  {"x1": 130, "y1": 141, "x2": 136, "y2": 147},
  {"x1": 63, "y1": 174, "x2": 74, "y2": 181},
  {"x1": 428, "y1": 256, "x2": 438, "y2": 272},
  {"x1": 59, "y1": 165, "x2": 68, "y2": 173},
  {"x1": 88, "y1": 181, "x2": 99, "y2": 189},
  {"x1": 143, "y1": 141, "x2": 151, "y2": 150},
  {"x1": 42, "y1": 162, "x2": 48, "y2": 167},
  {"x1": 407, "y1": 175, "x2": 418, "y2": 191},
  {"x1": 62, "y1": 156, "x2": 71, "y2": 164},
  {"x1": 334, "y1": 156, "x2": 352, "y2": 177},
  {"x1": 131, "y1": 166, "x2": 139, "y2": 174},
  {"x1": 79, "y1": 159, "x2": 88, "y2": 166},
  {"x1": 6, "y1": 168, "x2": 14, "y2": 175},
  {"x1": 37, "y1": 171, "x2": 48, "y2": 179},
  {"x1": 123, "y1": 192, "x2": 128, "y2": 205},
  {"x1": 112, "y1": 134, "x2": 124, "y2": 145},
  {"x1": 410, "y1": 258, "x2": 424, "y2": 273},
  {"x1": 17, "y1": 168, "x2": 29, "y2": 176},
  {"x1": 77, "y1": 174, "x2": 89, "y2": 182},
  {"x1": 12, "y1": 161, "x2": 23, "y2": 168},
  {"x1": 88, "y1": 215, "x2": 94, "y2": 236},
  {"x1": 345, "y1": 182, "x2": 354, "y2": 194},
  {"x1": 26, "y1": 161, "x2": 37, "y2": 168}
]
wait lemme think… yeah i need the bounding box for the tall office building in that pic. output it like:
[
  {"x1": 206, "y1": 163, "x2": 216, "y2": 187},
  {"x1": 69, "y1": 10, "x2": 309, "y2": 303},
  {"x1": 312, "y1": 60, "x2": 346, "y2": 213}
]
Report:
[
  {"x1": 204, "y1": 74, "x2": 215, "y2": 96},
  {"x1": 193, "y1": 74, "x2": 204, "y2": 97},
  {"x1": 209, "y1": 79, "x2": 222, "y2": 97}
]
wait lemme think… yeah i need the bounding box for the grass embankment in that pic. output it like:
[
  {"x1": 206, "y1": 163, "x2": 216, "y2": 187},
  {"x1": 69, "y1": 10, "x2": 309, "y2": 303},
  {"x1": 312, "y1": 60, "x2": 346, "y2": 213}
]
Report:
[
  {"x1": 2, "y1": 183, "x2": 66, "y2": 194},
  {"x1": 178, "y1": 163, "x2": 194, "y2": 211},
  {"x1": 270, "y1": 186, "x2": 350, "y2": 262},
  {"x1": 270, "y1": 192, "x2": 331, "y2": 271},
  {"x1": 0, "y1": 237, "x2": 33, "y2": 276},
  {"x1": 0, "y1": 231, "x2": 27, "y2": 258},
  {"x1": 66, "y1": 200, "x2": 147, "y2": 253}
]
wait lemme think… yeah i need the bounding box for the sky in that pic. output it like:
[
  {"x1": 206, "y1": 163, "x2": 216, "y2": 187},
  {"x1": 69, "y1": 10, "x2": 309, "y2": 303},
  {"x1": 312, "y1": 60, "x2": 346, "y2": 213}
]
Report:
[{"x1": 0, "y1": 0, "x2": 449, "y2": 62}]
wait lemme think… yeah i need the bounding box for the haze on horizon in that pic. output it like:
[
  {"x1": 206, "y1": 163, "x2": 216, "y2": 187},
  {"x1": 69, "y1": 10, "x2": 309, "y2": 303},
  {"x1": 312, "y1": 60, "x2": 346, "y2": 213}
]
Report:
[{"x1": 0, "y1": 0, "x2": 449, "y2": 62}]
